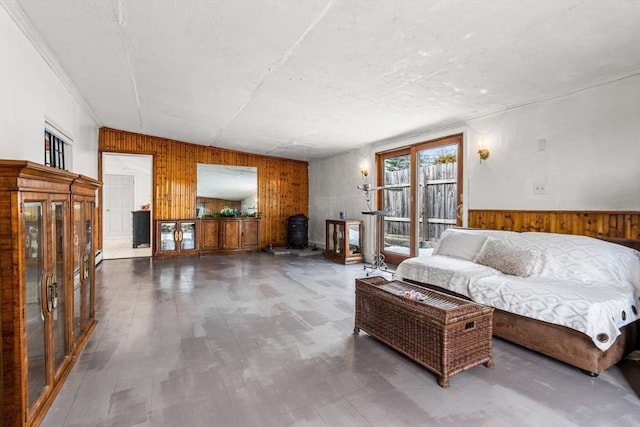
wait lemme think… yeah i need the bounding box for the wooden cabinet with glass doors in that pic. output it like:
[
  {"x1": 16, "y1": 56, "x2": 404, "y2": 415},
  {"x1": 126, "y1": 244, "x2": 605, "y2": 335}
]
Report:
[
  {"x1": 0, "y1": 161, "x2": 99, "y2": 427},
  {"x1": 154, "y1": 219, "x2": 199, "y2": 256},
  {"x1": 324, "y1": 219, "x2": 364, "y2": 264},
  {"x1": 71, "y1": 175, "x2": 99, "y2": 353}
]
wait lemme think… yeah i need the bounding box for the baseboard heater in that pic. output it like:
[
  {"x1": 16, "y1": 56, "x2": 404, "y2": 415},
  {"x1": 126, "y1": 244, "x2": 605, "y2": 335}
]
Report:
[{"x1": 95, "y1": 249, "x2": 103, "y2": 265}]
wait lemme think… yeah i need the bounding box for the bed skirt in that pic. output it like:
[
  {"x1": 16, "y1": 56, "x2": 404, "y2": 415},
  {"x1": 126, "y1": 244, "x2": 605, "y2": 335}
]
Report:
[{"x1": 405, "y1": 279, "x2": 639, "y2": 374}]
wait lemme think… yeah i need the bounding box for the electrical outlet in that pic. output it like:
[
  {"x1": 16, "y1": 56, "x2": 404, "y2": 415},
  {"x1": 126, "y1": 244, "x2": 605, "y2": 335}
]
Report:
[{"x1": 533, "y1": 182, "x2": 546, "y2": 194}]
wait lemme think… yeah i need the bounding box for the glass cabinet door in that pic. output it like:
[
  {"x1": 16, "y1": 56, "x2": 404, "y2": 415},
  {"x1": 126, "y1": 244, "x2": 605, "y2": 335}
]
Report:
[
  {"x1": 181, "y1": 222, "x2": 196, "y2": 250},
  {"x1": 160, "y1": 222, "x2": 177, "y2": 251},
  {"x1": 51, "y1": 201, "x2": 68, "y2": 375},
  {"x1": 327, "y1": 222, "x2": 337, "y2": 254},
  {"x1": 23, "y1": 202, "x2": 46, "y2": 407},
  {"x1": 348, "y1": 223, "x2": 361, "y2": 256},
  {"x1": 73, "y1": 200, "x2": 94, "y2": 343},
  {"x1": 333, "y1": 223, "x2": 344, "y2": 254},
  {"x1": 73, "y1": 201, "x2": 82, "y2": 342},
  {"x1": 84, "y1": 202, "x2": 94, "y2": 326},
  {"x1": 156, "y1": 220, "x2": 199, "y2": 254}
]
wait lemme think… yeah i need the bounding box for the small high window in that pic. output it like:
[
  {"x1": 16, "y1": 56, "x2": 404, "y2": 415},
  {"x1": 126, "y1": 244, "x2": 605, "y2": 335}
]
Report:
[{"x1": 44, "y1": 129, "x2": 69, "y2": 170}]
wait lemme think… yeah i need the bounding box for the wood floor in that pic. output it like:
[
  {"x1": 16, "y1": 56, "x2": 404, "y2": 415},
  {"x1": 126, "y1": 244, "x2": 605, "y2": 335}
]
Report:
[{"x1": 42, "y1": 254, "x2": 640, "y2": 427}]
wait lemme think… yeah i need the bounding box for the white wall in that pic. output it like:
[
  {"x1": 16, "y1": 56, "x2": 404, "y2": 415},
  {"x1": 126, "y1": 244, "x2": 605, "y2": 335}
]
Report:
[
  {"x1": 103, "y1": 154, "x2": 152, "y2": 210},
  {"x1": 309, "y1": 75, "x2": 640, "y2": 258},
  {"x1": 309, "y1": 148, "x2": 372, "y2": 250},
  {"x1": 466, "y1": 77, "x2": 640, "y2": 210},
  {"x1": 0, "y1": 6, "x2": 98, "y2": 177}
]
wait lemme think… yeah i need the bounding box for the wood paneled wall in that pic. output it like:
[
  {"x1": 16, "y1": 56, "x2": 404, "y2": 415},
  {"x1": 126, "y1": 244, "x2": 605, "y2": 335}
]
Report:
[
  {"x1": 99, "y1": 128, "x2": 308, "y2": 248},
  {"x1": 468, "y1": 210, "x2": 640, "y2": 240}
]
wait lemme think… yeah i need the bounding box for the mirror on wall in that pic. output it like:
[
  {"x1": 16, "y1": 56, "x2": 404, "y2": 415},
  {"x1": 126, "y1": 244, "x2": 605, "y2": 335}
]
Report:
[{"x1": 196, "y1": 164, "x2": 258, "y2": 218}]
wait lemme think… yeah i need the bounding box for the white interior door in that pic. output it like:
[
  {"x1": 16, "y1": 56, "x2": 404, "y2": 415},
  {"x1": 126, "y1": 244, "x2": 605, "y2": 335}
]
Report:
[{"x1": 104, "y1": 174, "x2": 134, "y2": 237}]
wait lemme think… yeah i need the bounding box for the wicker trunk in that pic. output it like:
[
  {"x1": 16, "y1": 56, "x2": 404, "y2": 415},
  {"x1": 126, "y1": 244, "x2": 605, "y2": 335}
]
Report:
[{"x1": 354, "y1": 276, "x2": 494, "y2": 387}]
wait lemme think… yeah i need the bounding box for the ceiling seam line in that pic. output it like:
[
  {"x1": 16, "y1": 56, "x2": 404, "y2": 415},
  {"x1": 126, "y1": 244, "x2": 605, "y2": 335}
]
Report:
[
  {"x1": 212, "y1": 0, "x2": 336, "y2": 144},
  {"x1": 115, "y1": 1, "x2": 143, "y2": 130}
]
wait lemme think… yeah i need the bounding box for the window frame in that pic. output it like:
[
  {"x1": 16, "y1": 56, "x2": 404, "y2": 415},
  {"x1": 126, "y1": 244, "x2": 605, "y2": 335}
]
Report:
[{"x1": 44, "y1": 124, "x2": 72, "y2": 171}]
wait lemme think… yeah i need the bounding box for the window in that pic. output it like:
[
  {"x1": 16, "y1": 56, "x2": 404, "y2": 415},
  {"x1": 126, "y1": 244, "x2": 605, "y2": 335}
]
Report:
[{"x1": 44, "y1": 129, "x2": 70, "y2": 170}]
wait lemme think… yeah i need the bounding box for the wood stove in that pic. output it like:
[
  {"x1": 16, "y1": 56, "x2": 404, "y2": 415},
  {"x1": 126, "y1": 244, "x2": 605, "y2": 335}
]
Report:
[{"x1": 287, "y1": 214, "x2": 308, "y2": 249}]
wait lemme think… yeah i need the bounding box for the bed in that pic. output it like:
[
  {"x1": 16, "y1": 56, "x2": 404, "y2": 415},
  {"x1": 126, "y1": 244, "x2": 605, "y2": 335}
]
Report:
[{"x1": 393, "y1": 228, "x2": 640, "y2": 375}]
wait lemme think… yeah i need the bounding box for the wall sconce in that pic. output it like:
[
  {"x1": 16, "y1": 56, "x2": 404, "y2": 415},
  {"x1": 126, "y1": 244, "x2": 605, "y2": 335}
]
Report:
[
  {"x1": 477, "y1": 148, "x2": 490, "y2": 163},
  {"x1": 360, "y1": 167, "x2": 368, "y2": 179}
]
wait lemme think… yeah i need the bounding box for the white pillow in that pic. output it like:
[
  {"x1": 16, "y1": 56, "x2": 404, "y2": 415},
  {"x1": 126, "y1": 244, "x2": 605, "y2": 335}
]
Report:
[
  {"x1": 474, "y1": 237, "x2": 541, "y2": 277},
  {"x1": 432, "y1": 229, "x2": 489, "y2": 261}
]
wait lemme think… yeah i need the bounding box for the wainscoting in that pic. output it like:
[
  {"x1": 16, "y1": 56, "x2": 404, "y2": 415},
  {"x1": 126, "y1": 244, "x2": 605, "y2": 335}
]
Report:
[{"x1": 468, "y1": 210, "x2": 640, "y2": 240}]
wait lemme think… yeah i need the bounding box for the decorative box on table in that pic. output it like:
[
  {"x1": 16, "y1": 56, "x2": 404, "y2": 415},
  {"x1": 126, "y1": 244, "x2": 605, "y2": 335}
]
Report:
[{"x1": 354, "y1": 276, "x2": 494, "y2": 387}]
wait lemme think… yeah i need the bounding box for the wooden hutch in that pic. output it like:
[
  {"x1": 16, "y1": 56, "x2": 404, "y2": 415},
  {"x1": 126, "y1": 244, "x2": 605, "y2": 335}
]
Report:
[{"x1": 0, "y1": 161, "x2": 100, "y2": 427}]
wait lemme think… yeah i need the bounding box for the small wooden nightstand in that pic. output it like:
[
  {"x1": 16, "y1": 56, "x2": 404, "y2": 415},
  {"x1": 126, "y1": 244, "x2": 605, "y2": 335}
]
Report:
[{"x1": 325, "y1": 219, "x2": 364, "y2": 264}]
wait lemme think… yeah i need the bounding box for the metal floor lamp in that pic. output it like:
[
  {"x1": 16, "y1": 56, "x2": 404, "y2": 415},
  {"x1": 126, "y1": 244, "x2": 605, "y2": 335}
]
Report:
[
  {"x1": 357, "y1": 183, "x2": 401, "y2": 276},
  {"x1": 362, "y1": 209, "x2": 394, "y2": 275}
]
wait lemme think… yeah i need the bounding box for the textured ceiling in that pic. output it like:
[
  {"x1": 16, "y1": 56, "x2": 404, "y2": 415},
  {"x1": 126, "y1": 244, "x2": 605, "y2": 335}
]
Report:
[{"x1": 11, "y1": 0, "x2": 640, "y2": 160}]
